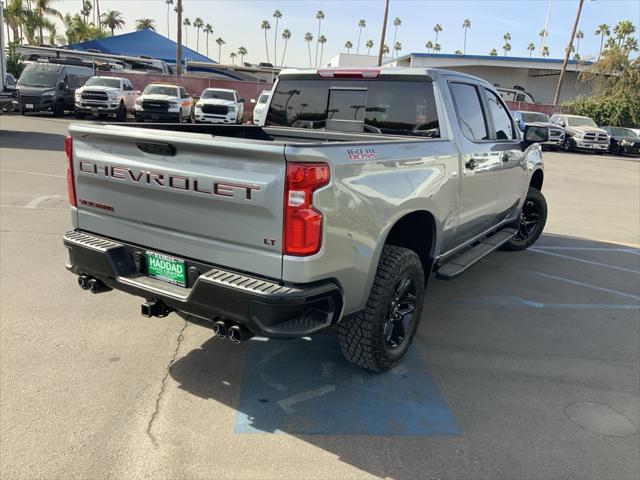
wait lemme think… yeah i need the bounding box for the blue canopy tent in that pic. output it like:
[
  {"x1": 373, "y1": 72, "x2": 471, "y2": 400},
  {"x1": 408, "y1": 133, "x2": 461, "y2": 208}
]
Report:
[{"x1": 66, "y1": 29, "x2": 215, "y2": 65}]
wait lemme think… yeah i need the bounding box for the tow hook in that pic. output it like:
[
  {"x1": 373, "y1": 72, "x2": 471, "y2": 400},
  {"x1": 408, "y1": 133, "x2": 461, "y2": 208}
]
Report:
[
  {"x1": 228, "y1": 325, "x2": 254, "y2": 344},
  {"x1": 141, "y1": 300, "x2": 173, "y2": 318},
  {"x1": 78, "y1": 275, "x2": 91, "y2": 290},
  {"x1": 78, "y1": 275, "x2": 112, "y2": 294}
]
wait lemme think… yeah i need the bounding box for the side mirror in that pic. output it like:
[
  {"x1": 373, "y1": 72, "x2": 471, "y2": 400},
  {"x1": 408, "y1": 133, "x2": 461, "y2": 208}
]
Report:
[
  {"x1": 238, "y1": 98, "x2": 245, "y2": 103},
  {"x1": 250, "y1": 98, "x2": 256, "y2": 104},
  {"x1": 136, "y1": 90, "x2": 141, "y2": 95},
  {"x1": 59, "y1": 82, "x2": 68, "y2": 90},
  {"x1": 524, "y1": 125, "x2": 549, "y2": 144},
  {"x1": 560, "y1": 121, "x2": 566, "y2": 127}
]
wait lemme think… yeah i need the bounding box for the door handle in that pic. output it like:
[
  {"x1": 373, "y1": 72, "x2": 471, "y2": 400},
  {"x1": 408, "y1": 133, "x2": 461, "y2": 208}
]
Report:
[{"x1": 465, "y1": 159, "x2": 477, "y2": 170}]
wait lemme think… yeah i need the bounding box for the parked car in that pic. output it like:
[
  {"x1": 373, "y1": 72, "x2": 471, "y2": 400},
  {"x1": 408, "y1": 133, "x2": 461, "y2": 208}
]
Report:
[
  {"x1": 252, "y1": 90, "x2": 271, "y2": 125},
  {"x1": 194, "y1": 88, "x2": 244, "y2": 124},
  {"x1": 550, "y1": 113, "x2": 610, "y2": 153},
  {"x1": 513, "y1": 110, "x2": 564, "y2": 150},
  {"x1": 4, "y1": 73, "x2": 16, "y2": 91},
  {"x1": 600, "y1": 126, "x2": 640, "y2": 156},
  {"x1": 74, "y1": 76, "x2": 139, "y2": 121},
  {"x1": 134, "y1": 83, "x2": 193, "y2": 122},
  {"x1": 64, "y1": 67, "x2": 548, "y2": 371},
  {"x1": 17, "y1": 62, "x2": 93, "y2": 116}
]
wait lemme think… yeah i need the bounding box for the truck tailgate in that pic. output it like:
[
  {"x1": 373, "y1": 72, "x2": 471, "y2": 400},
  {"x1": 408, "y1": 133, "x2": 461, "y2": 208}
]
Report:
[{"x1": 68, "y1": 124, "x2": 285, "y2": 280}]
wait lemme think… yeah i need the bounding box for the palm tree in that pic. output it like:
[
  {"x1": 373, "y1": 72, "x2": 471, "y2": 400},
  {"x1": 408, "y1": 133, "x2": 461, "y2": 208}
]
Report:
[
  {"x1": 454, "y1": 50, "x2": 463, "y2": 55},
  {"x1": 165, "y1": 0, "x2": 173, "y2": 37},
  {"x1": 503, "y1": 32, "x2": 511, "y2": 43},
  {"x1": 314, "y1": 10, "x2": 325, "y2": 67},
  {"x1": 100, "y1": 9, "x2": 124, "y2": 36},
  {"x1": 382, "y1": 44, "x2": 390, "y2": 55},
  {"x1": 527, "y1": 42, "x2": 536, "y2": 57},
  {"x1": 204, "y1": 24, "x2": 213, "y2": 57},
  {"x1": 344, "y1": 40, "x2": 353, "y2": 53},
  {"x1": 260, "y1": 20, "x2": 271, "y2": 63},
  {"x1": 392, "y1": 17, "x2": 401, "y2": 48},
  {"x1": 542, "y1": 46, "x2": 549, "y2": 57},
  {"x1": 356, "y1": 19, "x2": 366, "y2": 54},
  {"x1": 574, "y1": 30, "x2": 583, "y2": 56},
  {"x1": 304, "y1": 32, "x2": 314, "y2": 67},
  {"x1": 318, "y1": 34, "x2": 327, "y2": 66},
  {"x1": 503, "y1": 42, "x2": 511, "y2": 56},
  {"x1": 393, "y1": 41, "x2": 401, "y2": 57},
  {"x1": 135, "y1": 18, "x2": 156, "y2": 31},
  {"x1": 80, "y1": 0, "x2": 91, "y2": 27},
  {"x1": 5, "y1": 0, "x2": 26, "y2": 42},
  {"x1": 433, "y1": 23, "x2": 442, "y2": 44},
  {"x1": 365, "y1": 39, "x2": 374, "y2": 55},
  {"x1": 595, "y1": 24, "x2": 610, "y2": 60},
  {"x1": 425, "y1": 40, "x2": 433, "y2": 53},
  {"x1": 34, "y1": 0, "x2": 63, "y2": 44},
  {"x1": 272, "y1": 10, "x2": 282, "y2": 66},
  {"x1": 613, "y1": 20, "x2": 635, "y2": 48},
  {"x1": 623, "y1": 36, "x2": 638, "y2": 56},
  {"x1": 280, "y1": 29, "x2": 291, "y2": 66},
  {"x1": 433, "y1": 43, "x2": 441, "y2": 53},
  {"x1": 489, "y1": 48, "x2": 498, "y2": 56},
  {"x1": 539, "y1": 29, "x2": 547, "y2": 55},
  {"x1": 238, "y1": 46, "x2": 247, "y2": 64},
  {"x1": 183, "y1": 17, "x2": 190, "y2": 46},
  {"x1": 229, "y1": 51, "x2": 237, "y2": 64},
  {"x1": 215, "y1": 37, "x2": 225, "y2": 62},
  {"x1": 462, "y1": 18, "x2": 471, "y2": 55},
  {"x1": 193, "y1": 17, "x2": 203, "y2": 52}
]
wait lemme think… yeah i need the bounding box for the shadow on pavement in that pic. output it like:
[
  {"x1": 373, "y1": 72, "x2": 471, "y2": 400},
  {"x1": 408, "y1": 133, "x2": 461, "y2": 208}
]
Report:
[
  {"x1": 0, "y1": 130, "x2": 66, "y2": 151},
  {"x1": 170, "y1": 233, "x2": 639, "y2": 479}
]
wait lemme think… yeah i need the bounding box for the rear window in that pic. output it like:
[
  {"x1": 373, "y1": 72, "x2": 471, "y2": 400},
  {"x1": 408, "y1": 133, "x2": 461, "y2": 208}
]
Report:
[{"x1": 266, "y1": 78, "x2": 440, "y2": 137}]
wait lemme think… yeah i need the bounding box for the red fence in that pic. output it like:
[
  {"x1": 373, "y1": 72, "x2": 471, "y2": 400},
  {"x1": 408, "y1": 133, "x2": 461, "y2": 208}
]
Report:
[
  {"x1": 505, "y1": 101, "x2": 561, "y2": 116},
  {"x1": 97, "y1": 71, "x2": 272, "y2": 120}
]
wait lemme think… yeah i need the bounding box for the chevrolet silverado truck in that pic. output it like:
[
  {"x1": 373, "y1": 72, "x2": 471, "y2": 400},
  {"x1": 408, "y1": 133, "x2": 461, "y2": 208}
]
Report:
[
  {"x1": 75, "y1": 76, "x2": 139, "y2": 121},
  {"x1": 63, "y1": 67, "x2": 548, "y2": 371},
  {"x1": 550, "y1": 113, "x2": 610, "y2": 153}
]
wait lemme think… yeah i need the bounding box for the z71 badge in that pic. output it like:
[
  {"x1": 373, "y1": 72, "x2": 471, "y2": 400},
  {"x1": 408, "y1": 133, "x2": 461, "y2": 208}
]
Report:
[{"x1": 347, "y1": 147, "x2": 378, "y2": 160}]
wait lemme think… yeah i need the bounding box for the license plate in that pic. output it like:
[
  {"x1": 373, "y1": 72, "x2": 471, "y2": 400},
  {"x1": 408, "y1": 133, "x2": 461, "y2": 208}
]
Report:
[
  {"x1": 145, "y1": 251, "x2": 186, "y2": 287},
  {"x1": 25, "y1": 103, "x2": 33, "y2": 109},
  {"x1": 92, "y1": 107, "x2": 98, "y2": 113}
]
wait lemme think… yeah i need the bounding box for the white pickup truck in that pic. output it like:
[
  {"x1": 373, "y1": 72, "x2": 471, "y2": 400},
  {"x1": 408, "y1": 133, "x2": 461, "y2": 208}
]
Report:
[
  {"x1": 75, "y1": 76, "x2": 138, "y2": 121},
  {"x1": 194, "y1": 88, "x2": 244, "y2": 124}
]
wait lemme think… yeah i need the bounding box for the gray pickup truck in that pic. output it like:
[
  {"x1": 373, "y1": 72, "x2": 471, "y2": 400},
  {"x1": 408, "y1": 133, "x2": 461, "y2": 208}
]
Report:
[{"x1": 63, "y1": 67, "x2": 548, "y2": 371}]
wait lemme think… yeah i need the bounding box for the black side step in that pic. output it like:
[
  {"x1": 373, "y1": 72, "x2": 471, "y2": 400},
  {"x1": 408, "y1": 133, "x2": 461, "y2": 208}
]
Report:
[{"x1": 436, "y1": 228, "x2": 516, "y2": 280}]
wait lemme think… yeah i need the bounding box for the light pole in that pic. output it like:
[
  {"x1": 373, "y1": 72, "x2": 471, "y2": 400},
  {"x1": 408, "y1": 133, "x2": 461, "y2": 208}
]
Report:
[
  {"x1": 176, "y1": 0, "x2": 183, "y2": 75},
  {"x1": 553, "y1": 0, "x2": 584, "y2": 105}
]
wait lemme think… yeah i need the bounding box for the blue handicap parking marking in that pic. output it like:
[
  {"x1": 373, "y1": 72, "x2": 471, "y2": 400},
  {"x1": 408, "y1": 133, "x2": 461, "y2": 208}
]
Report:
[{"x1": 235, "y1": 334, "x2": 460, "y2": 436}]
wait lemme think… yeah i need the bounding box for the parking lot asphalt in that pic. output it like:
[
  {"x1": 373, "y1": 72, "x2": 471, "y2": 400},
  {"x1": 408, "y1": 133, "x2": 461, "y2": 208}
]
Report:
[{"x1": 1, "y1": 114, "x2": 639, "y2": 480}]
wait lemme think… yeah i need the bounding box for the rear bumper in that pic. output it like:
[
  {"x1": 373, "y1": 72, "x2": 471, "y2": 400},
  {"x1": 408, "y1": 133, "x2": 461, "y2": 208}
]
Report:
[{"x1": 63, "y1": 230, "x2": 343, "y2": 337}]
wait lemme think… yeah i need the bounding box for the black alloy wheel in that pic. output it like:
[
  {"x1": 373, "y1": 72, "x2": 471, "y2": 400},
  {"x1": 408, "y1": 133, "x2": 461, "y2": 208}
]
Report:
[
  {"x1": 383, "y1": 277, "x2": 417, "y2": 350},
  {"x1": 515, "y1": 199, "x2": 541, "y2": 241}
]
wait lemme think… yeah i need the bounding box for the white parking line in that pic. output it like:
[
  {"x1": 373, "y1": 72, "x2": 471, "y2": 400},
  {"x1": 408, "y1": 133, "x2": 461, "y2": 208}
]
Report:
[
  {"x1": 0, "y1": 169, "x2": 65, "y2": 178},
  {"x1": 530, "y1": 248, "x2": 639, "y2": 274},
  {"x1": 277, "y1": 385, "x2": 336, "y2": 414},
  {"x1": 536, "y1": 246, "x2": 640, "y2": 253},
  {"x1": 533, "y1": 272, "x2": 640, "y2": 301}
]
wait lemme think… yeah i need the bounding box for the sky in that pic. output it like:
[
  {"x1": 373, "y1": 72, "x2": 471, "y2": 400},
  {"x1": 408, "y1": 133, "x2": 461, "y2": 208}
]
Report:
[{"x1": 51, "y1": 0, "x2": 640, "y2": 66}]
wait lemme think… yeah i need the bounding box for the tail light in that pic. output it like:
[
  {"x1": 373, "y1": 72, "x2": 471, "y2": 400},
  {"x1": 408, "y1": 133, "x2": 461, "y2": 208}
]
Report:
[
  {"x1": 64, "y1": 136, "x2": 77, "y2": 207},
  {"x1": 283, "y1": 163, "x2": 330, "y2": 256}
]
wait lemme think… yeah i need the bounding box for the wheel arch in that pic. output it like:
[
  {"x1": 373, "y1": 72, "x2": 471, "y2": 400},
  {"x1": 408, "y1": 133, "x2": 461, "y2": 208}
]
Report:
[
  {"x1": 530, "y1": 168, "x2": 544, "y2": 191},
  {"x1": 383, "y1": 210, "x2": 437, "y2": 280}
]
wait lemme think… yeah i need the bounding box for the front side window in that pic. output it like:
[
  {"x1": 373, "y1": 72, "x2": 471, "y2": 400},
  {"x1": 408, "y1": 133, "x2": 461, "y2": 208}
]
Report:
[
  {"x1": 485, "y1": 89, "x2": 516, "y2": 140},
  {"x1": 266, "y1": 78, "x2": 440, "y2": 137},
  {"x1": 449, "y1": 82, "x2": 488, "y2": 141},
  {"x1": 258, "y1": 93, "x2": 270, "y2": 104}
]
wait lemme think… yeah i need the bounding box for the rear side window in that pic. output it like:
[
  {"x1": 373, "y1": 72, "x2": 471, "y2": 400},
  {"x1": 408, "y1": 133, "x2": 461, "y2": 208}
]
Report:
[
  {"x1": 266, "y1": 78, "x2": 440, "y2": 137},
  {"x1": 485, "y1": 89, "x2": 516, "y2": 140},
  {"x1": 450, "y1": 82, "x2": 488, "y2": 141}
]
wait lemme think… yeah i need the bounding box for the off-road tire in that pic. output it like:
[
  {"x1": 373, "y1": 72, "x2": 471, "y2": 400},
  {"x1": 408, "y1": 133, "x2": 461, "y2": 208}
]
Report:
[
  {"x1": 502, "y1": 187, "x2": 547, "y2": 251},
  {"x1": 337, "y1": 245, "x2": 425, "y2": 372},
  {"x1": 53, "y1": 100, "x2": 65, "y2": 117},
  {"x1": 115, "y1": 102, "x2": 127, "y2": 122}
]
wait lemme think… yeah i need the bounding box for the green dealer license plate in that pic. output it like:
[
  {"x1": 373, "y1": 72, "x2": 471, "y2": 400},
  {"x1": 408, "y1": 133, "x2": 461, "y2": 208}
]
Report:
[{"x1": 146, "y1": 251, "x2": 186, "y2": 287}]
